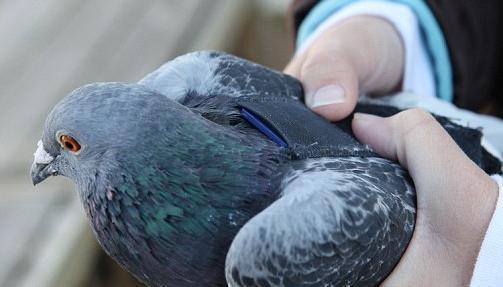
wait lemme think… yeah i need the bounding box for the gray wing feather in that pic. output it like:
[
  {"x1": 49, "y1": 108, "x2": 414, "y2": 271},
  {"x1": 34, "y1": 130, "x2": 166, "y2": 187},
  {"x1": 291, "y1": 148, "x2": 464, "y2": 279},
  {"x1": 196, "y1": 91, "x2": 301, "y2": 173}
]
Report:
[
  {"x1": 225, "y1": 157, "x2": 415, "y2": 287},
  {"x1": 138, "y1": 51, "x2": 302, "y2": 103},
  {"x1": 138, "y1": 51, "x2": 221, "y2": 102},
  {"x1": 138, "y1": 50, "x2": 304, "y2": 131}
]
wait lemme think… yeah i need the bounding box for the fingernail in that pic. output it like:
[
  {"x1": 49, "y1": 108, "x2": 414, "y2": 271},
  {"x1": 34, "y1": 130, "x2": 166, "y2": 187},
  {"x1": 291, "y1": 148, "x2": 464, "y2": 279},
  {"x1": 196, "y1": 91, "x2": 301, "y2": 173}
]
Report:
[
  {"x1": 353, "y1": 113, "x2": 381, "y2": 127},
  {"x1": 308, "y1": 84, "x2": 346, "y2": 108}
]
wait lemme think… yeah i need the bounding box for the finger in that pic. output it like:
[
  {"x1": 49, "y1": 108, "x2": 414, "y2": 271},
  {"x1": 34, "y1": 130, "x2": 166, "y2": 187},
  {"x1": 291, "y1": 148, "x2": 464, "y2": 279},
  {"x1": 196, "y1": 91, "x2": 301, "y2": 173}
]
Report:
[
  {"x1": 352, "y1": 109, "x2": 497, "y2": 235},
  {"x1": 352, "y1": 109, "x2": 486, "y2": 187},
  {"x1": 300, "y1": 51, "x2": 359, "y2": 121},
  {"x1": 351, "y1": 109, "x2": 494, "y2": 192},
  {"x1": 283, "y1": 52, "x2": 306, "y2": 78},
  {"x1": 350, "y1": 113, "x2": 395, "y2": 160}
]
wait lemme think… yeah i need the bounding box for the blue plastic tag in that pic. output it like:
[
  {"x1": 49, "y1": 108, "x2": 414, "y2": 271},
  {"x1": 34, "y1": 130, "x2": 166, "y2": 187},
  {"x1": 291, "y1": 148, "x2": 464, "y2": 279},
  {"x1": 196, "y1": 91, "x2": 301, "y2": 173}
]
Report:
[{"x1": 240, "y1": 108, "x2": 288, "y2": 148}]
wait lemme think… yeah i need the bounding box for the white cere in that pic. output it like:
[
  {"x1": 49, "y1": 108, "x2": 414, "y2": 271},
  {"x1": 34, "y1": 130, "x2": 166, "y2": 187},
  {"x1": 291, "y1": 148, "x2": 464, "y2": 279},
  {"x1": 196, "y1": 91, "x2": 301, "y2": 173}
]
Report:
[{"x1": 33, "y1": 140, "x2": 54, "y2": 164}]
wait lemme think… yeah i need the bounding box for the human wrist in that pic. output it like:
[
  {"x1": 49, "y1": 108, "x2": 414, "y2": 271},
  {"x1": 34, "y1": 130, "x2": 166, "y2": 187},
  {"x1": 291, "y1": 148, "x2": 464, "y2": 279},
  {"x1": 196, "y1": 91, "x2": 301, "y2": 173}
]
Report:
[
  {"x1": 432, "y1": 174, "x2": 498, "y2": 285},
  {"x1": 470, "y1": 175, "x2": 503, "y2": 285},
  {"x1": 462, "y1": 176, "x2": 499, "y2": 284}
]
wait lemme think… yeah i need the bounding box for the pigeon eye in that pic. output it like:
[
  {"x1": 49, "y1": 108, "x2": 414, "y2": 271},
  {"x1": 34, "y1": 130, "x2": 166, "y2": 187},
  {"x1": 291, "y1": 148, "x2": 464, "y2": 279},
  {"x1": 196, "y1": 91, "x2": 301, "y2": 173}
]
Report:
[{"x1": 59, "y1": 135, "x2": 81, "y2": 153}]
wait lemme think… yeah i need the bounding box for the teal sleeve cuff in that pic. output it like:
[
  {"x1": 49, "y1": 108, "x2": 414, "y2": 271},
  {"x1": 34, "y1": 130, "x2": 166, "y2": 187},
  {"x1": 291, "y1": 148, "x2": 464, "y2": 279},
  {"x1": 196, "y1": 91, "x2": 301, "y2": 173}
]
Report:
[{"x1": 297, "y1": 0, "x2": 453, "y2": 102}]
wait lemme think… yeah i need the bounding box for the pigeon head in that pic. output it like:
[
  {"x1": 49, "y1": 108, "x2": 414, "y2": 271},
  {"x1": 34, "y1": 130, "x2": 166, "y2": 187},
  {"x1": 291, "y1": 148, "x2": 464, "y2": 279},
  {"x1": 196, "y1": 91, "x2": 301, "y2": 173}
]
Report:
[
  {"x1": 30, "y1": 82, "x2": 208, "y2": 191},
  {"x1": 30, "y1": 81, "x2": 282, "y2": 286}
]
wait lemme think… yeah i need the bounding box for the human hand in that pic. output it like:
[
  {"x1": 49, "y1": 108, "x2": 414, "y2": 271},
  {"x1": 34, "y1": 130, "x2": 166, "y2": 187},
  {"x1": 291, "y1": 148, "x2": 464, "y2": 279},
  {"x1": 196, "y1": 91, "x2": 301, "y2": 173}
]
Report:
[
  {"x1": 352, "y1": 109, "x2": 499, "y2": 286},
  {"x1": 285, "y1": 16, "x2": 404, "y2": 121}
]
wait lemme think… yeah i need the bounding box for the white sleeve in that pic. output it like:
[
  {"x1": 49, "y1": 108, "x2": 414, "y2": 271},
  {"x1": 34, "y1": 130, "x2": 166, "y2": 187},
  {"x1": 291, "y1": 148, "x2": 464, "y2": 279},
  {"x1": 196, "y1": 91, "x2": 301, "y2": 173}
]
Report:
[
  {"x1": 470, "y1": 175, "x2": 503, "y2": 287},
  {"x1": 296, "y1": 0, "x2": 436, "y2": 99}
]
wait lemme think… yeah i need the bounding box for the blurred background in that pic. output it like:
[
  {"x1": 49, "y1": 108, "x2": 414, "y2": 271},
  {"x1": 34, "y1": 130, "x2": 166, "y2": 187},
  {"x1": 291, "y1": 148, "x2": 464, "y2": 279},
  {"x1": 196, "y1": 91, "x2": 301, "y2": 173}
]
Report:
[{"x1": 0, "y1": 0, "x2": 293, "y2": 286}]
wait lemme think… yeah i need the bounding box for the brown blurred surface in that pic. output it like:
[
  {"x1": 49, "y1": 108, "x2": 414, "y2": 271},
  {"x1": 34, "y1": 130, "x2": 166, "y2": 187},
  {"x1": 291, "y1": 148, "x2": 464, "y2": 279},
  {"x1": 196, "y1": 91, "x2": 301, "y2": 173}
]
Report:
[{"x1": 0, "y1": 0, "x2": 291, "y2": 286}]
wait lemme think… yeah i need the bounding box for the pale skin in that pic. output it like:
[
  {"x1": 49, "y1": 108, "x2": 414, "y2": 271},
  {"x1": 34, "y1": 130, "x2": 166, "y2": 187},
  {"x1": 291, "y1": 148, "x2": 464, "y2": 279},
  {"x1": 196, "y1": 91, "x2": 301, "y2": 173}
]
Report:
[{"x1": 285, "y1": 16, "x2": 499, "y2": 286}]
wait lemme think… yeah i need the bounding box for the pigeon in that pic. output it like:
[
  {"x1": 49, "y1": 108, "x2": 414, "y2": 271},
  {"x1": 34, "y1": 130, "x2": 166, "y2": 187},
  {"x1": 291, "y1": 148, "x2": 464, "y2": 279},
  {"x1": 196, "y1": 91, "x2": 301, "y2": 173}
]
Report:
[{"x1": 30, "y1": 51, "x2": 500, "y2": 287}]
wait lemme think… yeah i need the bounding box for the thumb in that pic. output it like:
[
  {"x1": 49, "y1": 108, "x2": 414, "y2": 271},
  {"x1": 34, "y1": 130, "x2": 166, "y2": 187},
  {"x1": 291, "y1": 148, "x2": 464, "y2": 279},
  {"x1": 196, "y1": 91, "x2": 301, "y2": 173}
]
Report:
[
  {"x1": 351, "y1": 109, "x2": 490, "y2": 187},
  {"x1": 351, "y1": 109, "x2": 497, "y2": 237},
  {"x1": 299, "y1": 52, "x2": 359, "y2": 121}
]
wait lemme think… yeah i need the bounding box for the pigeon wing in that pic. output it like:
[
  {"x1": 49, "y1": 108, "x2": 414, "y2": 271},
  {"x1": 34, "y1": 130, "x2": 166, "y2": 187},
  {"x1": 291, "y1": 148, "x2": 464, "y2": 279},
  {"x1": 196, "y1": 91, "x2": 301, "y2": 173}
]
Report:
[
  {"x1": 139, "y1": 51, "x2": 302, "y2": 103},
  {"x1": 138, "y1": 51, "x2": 303, "y2": 128},
  {"x1": 225, "y1": 157, "x2": 416, "y2": 287}
]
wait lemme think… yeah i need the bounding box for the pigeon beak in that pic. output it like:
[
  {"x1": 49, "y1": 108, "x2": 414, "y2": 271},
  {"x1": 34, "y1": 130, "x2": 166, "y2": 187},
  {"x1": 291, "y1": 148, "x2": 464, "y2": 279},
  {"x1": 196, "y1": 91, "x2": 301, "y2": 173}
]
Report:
[
  {"x1": 31, "y1": 140, "x2": 57, "y2": 186},
  {"x1": 31, "y1": 163, "x2": 57, "y2": 185}
]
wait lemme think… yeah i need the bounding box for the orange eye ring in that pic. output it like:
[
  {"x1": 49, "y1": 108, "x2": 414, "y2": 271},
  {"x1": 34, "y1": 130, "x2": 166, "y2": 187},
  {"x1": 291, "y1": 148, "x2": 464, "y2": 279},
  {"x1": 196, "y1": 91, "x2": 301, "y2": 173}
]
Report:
[{"x1": 59, "y1": 135, "x2": 81, "y2": 153}]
